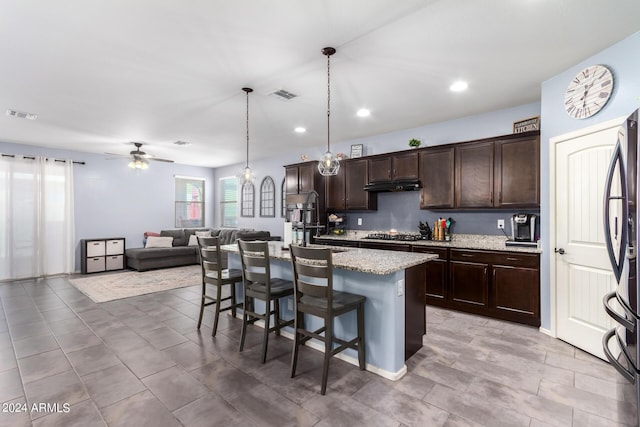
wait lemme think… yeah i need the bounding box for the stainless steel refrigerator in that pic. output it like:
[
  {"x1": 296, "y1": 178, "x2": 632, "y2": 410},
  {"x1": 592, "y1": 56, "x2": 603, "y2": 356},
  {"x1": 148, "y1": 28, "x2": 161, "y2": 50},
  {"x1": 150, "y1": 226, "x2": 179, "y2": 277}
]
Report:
[{"x1": 603, "y1": 108, "x2": 639, "y2": 426}]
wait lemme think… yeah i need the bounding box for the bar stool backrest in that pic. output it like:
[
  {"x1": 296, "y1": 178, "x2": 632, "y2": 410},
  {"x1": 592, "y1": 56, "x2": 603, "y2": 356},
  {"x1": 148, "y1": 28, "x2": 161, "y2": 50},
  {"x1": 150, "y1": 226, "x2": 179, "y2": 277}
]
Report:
[
  {"x1": 289, "y1": 245, "x2": 333, "y2": 308},
  {"x1": 238, "y1": 240, "x2": 271, "y2": 294},
  {"x1": 198, "y1": 236, "x2": 224, "y2": 282}
]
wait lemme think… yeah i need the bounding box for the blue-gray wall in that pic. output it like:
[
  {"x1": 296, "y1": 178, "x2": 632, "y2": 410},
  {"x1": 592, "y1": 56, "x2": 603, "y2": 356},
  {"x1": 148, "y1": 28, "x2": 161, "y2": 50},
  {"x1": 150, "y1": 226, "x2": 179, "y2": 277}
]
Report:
[
  {"x1": 214, "y1": 102, "x2": 541, "y2": 238},
  {"x1": 539, "y1": 31, "x2": 640, "y2": 331},
  {"x1": 0, "y1": 141, "x2": 215, "y2": 272}
]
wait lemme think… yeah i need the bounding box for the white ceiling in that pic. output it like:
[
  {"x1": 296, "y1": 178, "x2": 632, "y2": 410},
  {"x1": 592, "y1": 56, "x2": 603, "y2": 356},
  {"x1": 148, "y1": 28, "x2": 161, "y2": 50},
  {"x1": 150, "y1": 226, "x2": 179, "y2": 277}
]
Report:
[{"x1": 1, "y1": 0, "x2": 639, "y2": 168}]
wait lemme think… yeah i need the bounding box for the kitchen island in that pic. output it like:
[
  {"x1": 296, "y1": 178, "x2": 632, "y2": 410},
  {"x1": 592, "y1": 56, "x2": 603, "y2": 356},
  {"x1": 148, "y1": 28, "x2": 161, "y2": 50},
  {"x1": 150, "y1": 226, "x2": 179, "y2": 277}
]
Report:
[{"x1": 221, "y1": 242, "x2": 437, "y2": 380}]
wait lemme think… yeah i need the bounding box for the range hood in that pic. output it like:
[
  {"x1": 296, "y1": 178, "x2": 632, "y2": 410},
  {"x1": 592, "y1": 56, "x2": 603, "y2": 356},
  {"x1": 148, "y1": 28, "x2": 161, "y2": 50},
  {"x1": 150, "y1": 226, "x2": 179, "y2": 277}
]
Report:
[{"x1": 363, "y1": 179, "x2": 422, "y2": 192}]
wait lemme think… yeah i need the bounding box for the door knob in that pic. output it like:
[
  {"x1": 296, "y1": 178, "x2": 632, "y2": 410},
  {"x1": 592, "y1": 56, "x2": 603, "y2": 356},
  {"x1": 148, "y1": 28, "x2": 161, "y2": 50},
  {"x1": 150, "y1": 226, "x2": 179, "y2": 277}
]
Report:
[{"x1": 555, "y1": 248, "x2": 565, "y2": 255}]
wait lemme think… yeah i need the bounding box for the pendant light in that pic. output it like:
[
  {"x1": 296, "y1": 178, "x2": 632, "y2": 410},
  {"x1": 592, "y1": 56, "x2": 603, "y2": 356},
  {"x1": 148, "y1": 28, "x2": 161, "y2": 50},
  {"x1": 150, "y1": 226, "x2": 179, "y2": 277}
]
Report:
[
  {"x1": 317, "y1": 47, "x2": 340, "y2": 176},
  {"x1": 239, "y1": 87, "x2": 255, "y2": 184}
]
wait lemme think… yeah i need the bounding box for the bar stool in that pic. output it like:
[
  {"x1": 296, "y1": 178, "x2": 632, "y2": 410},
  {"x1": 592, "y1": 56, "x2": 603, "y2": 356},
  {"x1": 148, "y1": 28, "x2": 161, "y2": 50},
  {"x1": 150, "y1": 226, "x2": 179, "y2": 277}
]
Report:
[
  {"x1": 289, "y1": 245, "x2": 366, "y2": 395},
  {"x1": 237, "y1": 240, "x2": 294, "y2": 363},
  {"x1": 197, "y1": 236, "x2": 243, "y2": 336}
]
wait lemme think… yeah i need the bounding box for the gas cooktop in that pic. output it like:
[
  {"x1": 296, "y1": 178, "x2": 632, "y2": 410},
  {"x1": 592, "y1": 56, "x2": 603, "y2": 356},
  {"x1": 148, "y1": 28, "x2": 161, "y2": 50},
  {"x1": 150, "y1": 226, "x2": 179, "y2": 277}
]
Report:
[{"x1": 364, "y1": 233, "x2": 427, "y2": 241}]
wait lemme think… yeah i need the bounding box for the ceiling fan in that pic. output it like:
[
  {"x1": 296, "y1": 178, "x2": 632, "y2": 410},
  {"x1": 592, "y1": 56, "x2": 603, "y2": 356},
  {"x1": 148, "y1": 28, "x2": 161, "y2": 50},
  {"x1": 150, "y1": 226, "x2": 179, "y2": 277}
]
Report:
[{"x1": 106, "y1": 142, "x2": 174, "y2": 169}]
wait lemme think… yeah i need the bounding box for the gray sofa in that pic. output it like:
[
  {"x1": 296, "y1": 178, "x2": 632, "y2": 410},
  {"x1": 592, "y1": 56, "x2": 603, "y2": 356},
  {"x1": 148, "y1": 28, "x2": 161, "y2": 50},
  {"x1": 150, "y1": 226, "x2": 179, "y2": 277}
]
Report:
[{"x1": 125, "y1": 228, "x2": 271, "y2": 272}]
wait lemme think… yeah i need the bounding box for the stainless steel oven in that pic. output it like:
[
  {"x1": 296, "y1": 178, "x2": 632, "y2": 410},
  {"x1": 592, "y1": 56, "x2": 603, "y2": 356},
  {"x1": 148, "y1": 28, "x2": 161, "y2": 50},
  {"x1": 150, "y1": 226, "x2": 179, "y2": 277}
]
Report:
[{"x1": 603, "y1": 109, "x2": 639, "y2": 427}]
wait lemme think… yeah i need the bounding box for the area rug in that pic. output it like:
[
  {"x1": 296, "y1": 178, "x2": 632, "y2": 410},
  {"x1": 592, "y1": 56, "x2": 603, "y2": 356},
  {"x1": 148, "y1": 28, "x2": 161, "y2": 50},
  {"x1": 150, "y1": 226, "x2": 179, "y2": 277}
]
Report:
[{"x1": 68, "y1": 265, "x2": 201, "y2": 303}]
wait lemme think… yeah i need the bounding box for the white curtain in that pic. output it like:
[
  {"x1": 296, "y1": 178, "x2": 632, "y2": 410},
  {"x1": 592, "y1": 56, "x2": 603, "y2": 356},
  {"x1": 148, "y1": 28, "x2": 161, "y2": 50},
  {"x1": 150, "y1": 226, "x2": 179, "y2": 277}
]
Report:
[{"x1": 0, "y1": 155, "x2": 75, "y2": 280}]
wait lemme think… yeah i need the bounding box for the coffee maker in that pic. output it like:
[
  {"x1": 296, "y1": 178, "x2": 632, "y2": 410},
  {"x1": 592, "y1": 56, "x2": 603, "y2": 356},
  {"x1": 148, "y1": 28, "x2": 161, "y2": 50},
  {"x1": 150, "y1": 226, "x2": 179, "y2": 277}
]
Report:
[{"x1": 511, "y1": 213, "x2": 536, "y2": 242}]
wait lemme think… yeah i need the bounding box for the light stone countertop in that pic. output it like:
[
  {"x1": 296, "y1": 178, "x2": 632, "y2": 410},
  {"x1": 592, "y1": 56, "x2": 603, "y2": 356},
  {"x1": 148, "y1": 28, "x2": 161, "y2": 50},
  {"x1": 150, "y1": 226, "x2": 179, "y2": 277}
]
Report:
[
  {"x1": 220, "y1": 242, "x2": 437, "y2": 275},
  {"x1": 315, "y1": 232, "x2": 541, "y2": 254}
]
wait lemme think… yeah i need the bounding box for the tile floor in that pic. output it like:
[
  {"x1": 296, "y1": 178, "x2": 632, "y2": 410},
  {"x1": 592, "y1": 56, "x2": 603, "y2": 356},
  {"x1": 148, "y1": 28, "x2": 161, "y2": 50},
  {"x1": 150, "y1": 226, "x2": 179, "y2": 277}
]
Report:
[{"x1": 0, "y1": 275, "x2": 634, "y2": 426}]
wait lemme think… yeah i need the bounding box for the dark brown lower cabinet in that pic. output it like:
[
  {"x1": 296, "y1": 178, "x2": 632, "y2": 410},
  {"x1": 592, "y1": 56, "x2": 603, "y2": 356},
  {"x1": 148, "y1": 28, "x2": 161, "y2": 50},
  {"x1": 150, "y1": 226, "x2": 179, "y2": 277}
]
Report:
[
  {"x1": 413, "y1": 247, "x2": 448, "y2": 305},
  {"x1": 491, "y1": 254, "x2": 540, "y2": 325},
  {"x1": 449, "y1": 249, "x2": 540, "y2": 326},
  {"x1": 417, "y1": 246, "x2": 540, "y2": 326}
]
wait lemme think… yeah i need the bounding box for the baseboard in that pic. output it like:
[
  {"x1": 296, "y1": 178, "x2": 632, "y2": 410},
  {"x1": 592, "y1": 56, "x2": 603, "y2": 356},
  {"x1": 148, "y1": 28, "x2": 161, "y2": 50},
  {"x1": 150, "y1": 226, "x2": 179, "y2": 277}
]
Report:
[
  {"x1": 243, "y1": 316, "x2": 408, "y2": 381},
  {"x1": 538, "y1": 327, "x2": 554, "y2": 337}
]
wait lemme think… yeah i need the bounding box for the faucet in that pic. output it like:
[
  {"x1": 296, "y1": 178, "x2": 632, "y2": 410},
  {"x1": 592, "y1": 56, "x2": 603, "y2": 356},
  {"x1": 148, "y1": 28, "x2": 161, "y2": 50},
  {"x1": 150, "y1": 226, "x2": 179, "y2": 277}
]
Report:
[{"x1": 301, "y1": 190, "x2": 320, "y2": 247}]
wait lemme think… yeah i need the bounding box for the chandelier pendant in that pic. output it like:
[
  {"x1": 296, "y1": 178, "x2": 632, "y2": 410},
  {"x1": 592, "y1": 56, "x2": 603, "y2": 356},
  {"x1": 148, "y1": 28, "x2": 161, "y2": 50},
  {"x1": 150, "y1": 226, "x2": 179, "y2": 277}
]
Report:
[{"x1": 317, "y1": 47, "x2": 340, "y2": 177}]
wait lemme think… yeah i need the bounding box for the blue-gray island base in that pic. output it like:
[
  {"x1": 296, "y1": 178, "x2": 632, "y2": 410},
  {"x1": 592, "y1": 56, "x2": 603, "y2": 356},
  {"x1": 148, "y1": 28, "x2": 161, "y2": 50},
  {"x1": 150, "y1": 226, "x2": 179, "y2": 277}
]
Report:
[{"x1": 221, "y1": 242, "x2": 437, "y2": 380}]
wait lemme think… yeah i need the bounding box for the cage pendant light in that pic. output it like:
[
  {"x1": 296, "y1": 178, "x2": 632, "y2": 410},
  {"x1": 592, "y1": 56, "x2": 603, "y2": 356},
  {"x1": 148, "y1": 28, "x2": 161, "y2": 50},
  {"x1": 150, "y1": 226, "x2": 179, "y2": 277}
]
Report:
[
  {"x1": 239, "y1": 87, "x2": 255, "y2": 184},
  {"x1": 317, "y1": 47, "x2": 340, "y2": 176}
]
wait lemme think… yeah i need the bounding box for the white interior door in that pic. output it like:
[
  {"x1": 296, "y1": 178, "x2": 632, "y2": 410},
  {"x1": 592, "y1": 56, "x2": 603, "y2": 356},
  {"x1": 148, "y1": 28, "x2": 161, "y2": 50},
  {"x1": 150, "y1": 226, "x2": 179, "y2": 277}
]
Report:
[{"x1": 553, "y1": 118, "x2": 624, "y2": 359}]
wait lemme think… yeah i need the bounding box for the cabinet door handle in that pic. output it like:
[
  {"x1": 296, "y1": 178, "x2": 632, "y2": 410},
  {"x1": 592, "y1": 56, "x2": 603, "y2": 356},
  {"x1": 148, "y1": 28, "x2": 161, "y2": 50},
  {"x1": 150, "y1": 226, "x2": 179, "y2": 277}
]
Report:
[
  {"x1": 461, "y1": 254, "x2": 473, "y2": 257},
  {"x1": 484, "y1": 267, "x2": 488, "y2": 276},
  {"x1": 506, "y1": 257, "x2": 519, "y2": 261}
]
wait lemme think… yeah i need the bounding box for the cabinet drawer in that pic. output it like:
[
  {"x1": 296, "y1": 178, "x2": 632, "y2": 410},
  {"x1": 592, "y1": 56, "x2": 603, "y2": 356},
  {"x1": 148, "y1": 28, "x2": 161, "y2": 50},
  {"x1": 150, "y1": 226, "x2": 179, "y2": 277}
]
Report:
[
  {"x1": 86, "y1": 256, "x2": 105, "y2": 273},
  {"x1": 106, "y1": 255, "x2": 124, "y2": 271},
  {"x1": 490, "y1": 252, "x2": 539, "y2": 268},
  {"x1": 450, "y1": 249, "x2": 494, "y2": 264},
  {"x1": 106, "y1": 239, "x2": 125, "y2": 255},
  {"x1": 86, "y1": 241, "x2": 106, "y2": 257},
  {"x1": 412, "y1": 246, "x2": 448, "y2": 260}
]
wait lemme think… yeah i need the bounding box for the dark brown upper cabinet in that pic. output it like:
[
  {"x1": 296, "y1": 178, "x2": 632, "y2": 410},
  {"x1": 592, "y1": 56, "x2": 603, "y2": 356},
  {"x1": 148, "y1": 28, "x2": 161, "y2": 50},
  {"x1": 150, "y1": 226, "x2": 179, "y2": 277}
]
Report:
[
  {"x1": 284, "y1": 162, "x2": 326, "y2": 224},
  {"x1": 326, "y1": 159, "x2": 377, "y2": 211},
  {"x1": 367, "y1": 151, "x2": 419, "y2": 183},
  {"x1": 419, "y1": 147, "x2": 455, "y2": 209},
  {"x1": 455, "y1": 141, "x2": 494, "y2": 208},
  {"x1": 494, "y1": 134, "x2": 540, "y2": 208},
  {"x1": 421, "y1": 131, "x2": 540, "y2": 210}
]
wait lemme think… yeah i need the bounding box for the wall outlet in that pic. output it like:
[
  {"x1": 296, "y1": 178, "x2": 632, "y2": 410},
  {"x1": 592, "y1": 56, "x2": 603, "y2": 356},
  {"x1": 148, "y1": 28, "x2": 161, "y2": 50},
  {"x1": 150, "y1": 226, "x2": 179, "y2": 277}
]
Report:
[
  {"x1": 396, "y1": 279, "x2": 404, "y2": 297},
  {"x1": 497, "y1": 219, "x2": 505, "y2": 229},
  {"x1": 357, "y1": 218, "x2": 363, "y2": 226}
]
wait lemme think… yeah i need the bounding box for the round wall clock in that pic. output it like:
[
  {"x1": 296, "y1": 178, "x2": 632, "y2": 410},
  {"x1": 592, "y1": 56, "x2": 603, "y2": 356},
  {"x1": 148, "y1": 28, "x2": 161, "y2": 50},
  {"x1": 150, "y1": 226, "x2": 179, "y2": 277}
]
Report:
[{"x1": 564, "y1": 64, "x2": 614, "y2": 119}]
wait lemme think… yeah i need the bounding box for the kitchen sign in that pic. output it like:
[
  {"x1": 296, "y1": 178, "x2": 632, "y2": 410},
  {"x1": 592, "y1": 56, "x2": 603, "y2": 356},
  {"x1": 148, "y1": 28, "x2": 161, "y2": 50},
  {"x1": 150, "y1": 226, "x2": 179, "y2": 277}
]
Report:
[{"x1": 513, "y1": 116, "x2": 540, "y2": 133}]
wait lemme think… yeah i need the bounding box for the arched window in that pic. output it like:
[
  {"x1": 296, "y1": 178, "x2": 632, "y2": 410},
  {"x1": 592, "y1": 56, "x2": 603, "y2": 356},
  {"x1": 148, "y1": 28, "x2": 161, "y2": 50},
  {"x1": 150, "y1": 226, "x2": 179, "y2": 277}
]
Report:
[
  {"x1": 260, "y1": 176, "x2": 275, "y2": 217},
  {"x1": 241, "y1": 182, "x2": 254, "y2": 217}
]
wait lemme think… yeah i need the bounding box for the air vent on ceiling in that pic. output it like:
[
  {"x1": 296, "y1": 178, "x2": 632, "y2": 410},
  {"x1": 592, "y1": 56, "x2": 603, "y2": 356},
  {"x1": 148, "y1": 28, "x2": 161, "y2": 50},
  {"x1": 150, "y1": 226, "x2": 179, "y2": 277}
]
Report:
[
  {"x1": 269, "y1": 89, "x2": 298, "y2": 101},
  {"x1": 5, "y1": 109, "x2": 38, "y2": 120}
]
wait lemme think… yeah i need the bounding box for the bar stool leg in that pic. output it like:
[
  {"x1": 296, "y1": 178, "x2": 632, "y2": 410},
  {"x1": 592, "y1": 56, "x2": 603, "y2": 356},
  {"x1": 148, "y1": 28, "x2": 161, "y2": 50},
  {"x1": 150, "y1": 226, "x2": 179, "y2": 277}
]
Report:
[
  {"x1": 239, "y1": 292, "x2": 250, "y2": 352},
  {"x1": 357, "y1": 302, "x2": 366, "y2": 370},
  {"x1": 197, "y1": 284, "x2": 205, "y2": 330},
  {"x1": 321, "y1": 317, "x2": 332, "y2": 395},
  {"x1": 261, "y1": 300, "x2": 271, "y2": 363},
  {"x1": 290, "y1": 310, "x2": 302, "y2": 378},
  {"x1": 212, "y1": 284, "x2": 222, "y2": 337}
]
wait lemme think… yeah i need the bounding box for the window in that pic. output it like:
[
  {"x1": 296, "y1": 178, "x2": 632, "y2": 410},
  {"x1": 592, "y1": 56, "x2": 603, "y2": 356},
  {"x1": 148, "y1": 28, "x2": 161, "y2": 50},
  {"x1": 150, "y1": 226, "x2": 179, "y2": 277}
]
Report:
[
  {"x1": 220, "y1": 177, "x2": 238, "y2": 227},
  {"x1": 175, "y1": 176, "x2": 205, "y2": 228},
  {"x1": 281, "y1": 177, "x2": 286, "y2": 218},
  {"x1": 241, "y1": 182, "x2": 254, "y2": 217},
  {"x1": 259, "y1": 176, "x2": 275, "y2": 217}
]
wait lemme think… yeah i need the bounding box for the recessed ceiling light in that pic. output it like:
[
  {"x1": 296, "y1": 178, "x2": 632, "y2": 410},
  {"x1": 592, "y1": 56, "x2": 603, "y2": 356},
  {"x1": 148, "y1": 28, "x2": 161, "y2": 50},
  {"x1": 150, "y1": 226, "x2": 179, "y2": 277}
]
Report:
[
  {"x1": 294, "y1": 127, "x2": 306, "y2": 133},
  {"x1": 357, "y1": 108, "x2": 371, "y2": 117},
  {"x1": 450, "y1": 81, "x2": 468, "y2": 92},
  {"x1": 174, "y1": 140, "x2": 192, "y2": 146}
]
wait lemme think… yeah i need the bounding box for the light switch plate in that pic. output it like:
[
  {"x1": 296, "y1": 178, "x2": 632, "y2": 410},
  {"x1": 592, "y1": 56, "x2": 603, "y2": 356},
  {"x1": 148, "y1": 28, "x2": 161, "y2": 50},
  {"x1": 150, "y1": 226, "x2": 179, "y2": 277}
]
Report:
[
  {"x1": 357, "y1": 218, "x2": 363, "y2": 226},
  {"x1": 396, "y1": 279, "x2": 404, "y2": 297}
]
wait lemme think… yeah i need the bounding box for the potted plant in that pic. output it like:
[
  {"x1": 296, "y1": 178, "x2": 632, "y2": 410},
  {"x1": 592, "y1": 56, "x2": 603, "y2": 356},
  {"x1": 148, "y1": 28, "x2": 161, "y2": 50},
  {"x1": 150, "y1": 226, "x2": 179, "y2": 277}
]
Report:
[{"x1": 409, "y1": 138, "x2": 421, "y2": 148}]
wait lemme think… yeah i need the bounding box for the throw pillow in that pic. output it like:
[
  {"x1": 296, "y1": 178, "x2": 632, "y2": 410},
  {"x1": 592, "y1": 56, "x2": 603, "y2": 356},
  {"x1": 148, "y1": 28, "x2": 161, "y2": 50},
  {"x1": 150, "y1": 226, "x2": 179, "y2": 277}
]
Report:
[
  {"x1": 187, "y1": 234, "x2": 199, "y2": 246},
  {"x1": 145, "y1": 236, "x2": 174, "y2": 248},
  {"x1": 195, "y1": 230, "x2": 211, "y2": 237}
]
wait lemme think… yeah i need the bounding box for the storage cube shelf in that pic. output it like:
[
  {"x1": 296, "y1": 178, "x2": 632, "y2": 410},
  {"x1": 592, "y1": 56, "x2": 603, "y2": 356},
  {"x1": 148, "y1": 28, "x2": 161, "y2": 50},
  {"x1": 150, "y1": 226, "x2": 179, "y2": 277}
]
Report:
[{"x1": 81, "y1": 238, "x2": 125, "y2": 274}]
